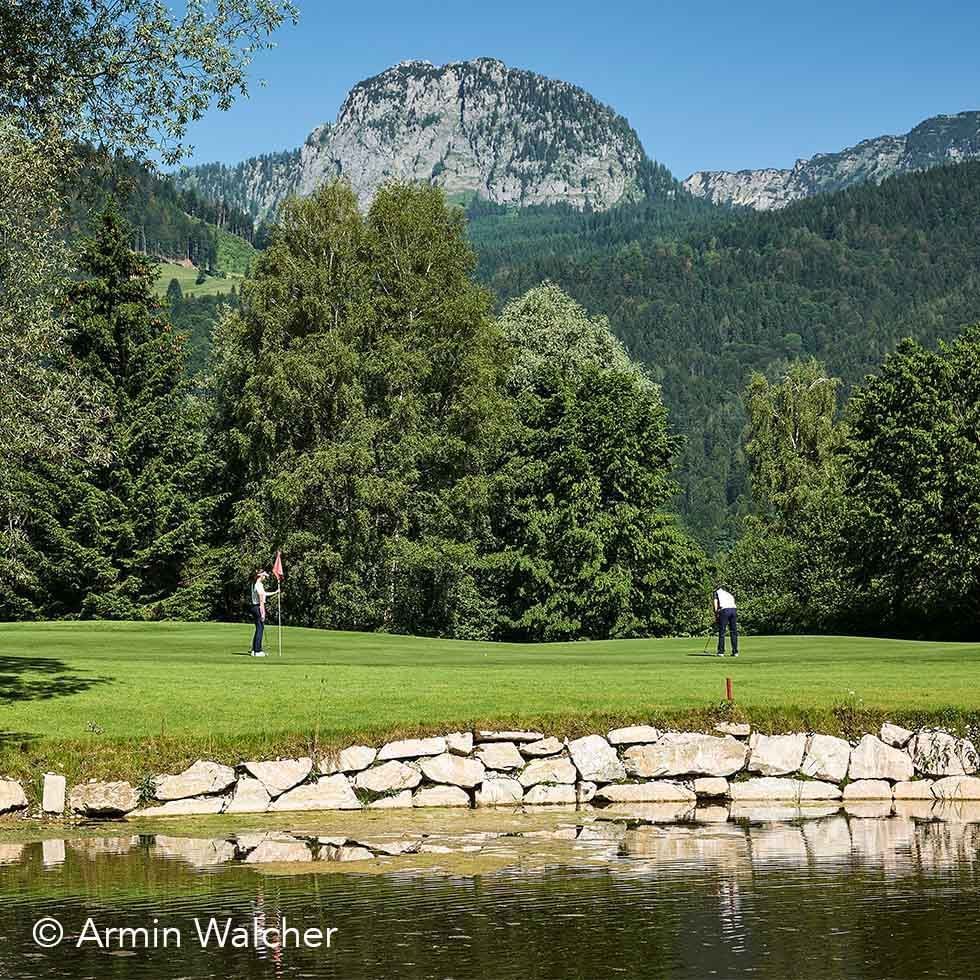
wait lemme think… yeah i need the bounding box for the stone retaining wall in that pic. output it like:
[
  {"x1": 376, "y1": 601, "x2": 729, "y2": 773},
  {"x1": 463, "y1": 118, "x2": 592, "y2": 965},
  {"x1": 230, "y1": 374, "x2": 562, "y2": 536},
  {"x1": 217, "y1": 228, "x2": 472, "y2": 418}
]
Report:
[{"x1": 7, "y1": 722, "x2": 980, "y2": 819}]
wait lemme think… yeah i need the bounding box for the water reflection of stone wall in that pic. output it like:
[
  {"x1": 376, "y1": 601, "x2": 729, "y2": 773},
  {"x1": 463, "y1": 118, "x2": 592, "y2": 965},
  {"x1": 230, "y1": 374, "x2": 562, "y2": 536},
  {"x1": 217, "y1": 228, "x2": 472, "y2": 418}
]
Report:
[{"x1": 4, "y1": 803, "x2": 980, "y2": 873}]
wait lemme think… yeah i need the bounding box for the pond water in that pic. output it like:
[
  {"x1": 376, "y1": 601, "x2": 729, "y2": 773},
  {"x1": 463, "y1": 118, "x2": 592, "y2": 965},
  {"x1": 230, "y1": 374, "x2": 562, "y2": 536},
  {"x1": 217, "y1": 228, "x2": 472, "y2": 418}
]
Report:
[{"x1": 0, "y1": 803, "x2": 977, "y2": 979}]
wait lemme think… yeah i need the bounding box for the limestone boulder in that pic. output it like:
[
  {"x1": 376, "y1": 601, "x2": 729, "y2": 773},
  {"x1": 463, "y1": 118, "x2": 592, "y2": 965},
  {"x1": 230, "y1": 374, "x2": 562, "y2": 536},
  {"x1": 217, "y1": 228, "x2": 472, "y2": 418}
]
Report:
[
  {"x1": 908, "y1": 731, "x2": 980, "y2": 777},
  {"x1": 445, "y1": 732, "x2": 474, "y2": 755},
  {"x1": 154, "y1": 761, "x2": 236, "y2": 801},
  {"x1": 932, "y1": 776, "x2": 980, "y2": 800},
  {"x1": 474, "y1": 742, "x2": 525, "y2": 770},
  {"x1": 367, "y1": 790, "x2": 413, "y2": 809},
  {"x1": 893, "y1": 780, "x2": 934, "y2": 800},
  {"x1": 607, "y1": 725, "x2": 660, "y2": 746},
  {"x1": 595, "y1": 782, "x2": 695, "y2": 804},
  {"x1": 475, "y1": 777, "x2": 524, "y2": 807},
  {"x1": 42, "y1": 774, "x2": 66, "y2": 814},
  {"x1": 693, "y1": 777, "x2": 729, "y2": 797},
  {"x1": 0, "y1": 779, "x2": 27, "y2": 815},
  {"x1": 730, "y1": 778, "x2": 841, "y2": 801},
  {"x1": 801, "y1": 734, "x2": 851, "y2": 783},
  {"x1": 748, "y1": 733, "x2": 806, "y2": 776},
  {"x1": 577, "y1": 781, "x2": 597, "y2": 803},
  {"x1": 320, "y1": 745, "x2": 377, "y2": 774},
  {"x1": 224, "y1": 777, "x2": 272, "y2": 814},
  {"x1": 523, "y1": 784, "x2": 577, "y2": 805},
  {"x1": 715, "y1": 722, "x2": 751, "y2": 738},
  {"x1": 69, "y1": 781, "x2": 138, "y2": 817},
  {"x1": 880, "y1": 723, "x2": 914, "y2": 748},
  {"x1": 137, "y1": 796, "x2": 226, "y2": 817},
  {"x1": 413, "y1": 785, "x2": 470, "y2": 808},
  {"x1": 568, "y1": 735, "x2": 626, "y2": 783},
  {"x1": 624, "y1": 733, "x2": 747, "y2": 778},
  {"x1": 354, "y1": 761, "x2": 422, "y2": 794},
  {"x1": 377, "y1": 737, "x2": 446, "y2": 761},
  {"x1": 419, "y1": 753, "x2": 485, "y2": 788},
  {"x1": 520, "y1": 737, "x2": 564, "y2": 757},
  {"x1": 519, "y1": 757, "x2": 577, "y2": 787},
  {"x1": 244, "y1": 757, "x2": 312, "y2": 797},
  {"x1": 475, "y1": 730, "x2": 544, "y2": 743},
  {"x1": 269, "y1": 774, "x2": 361, "y2": 811},
  {"x1": 848, "y1": 734, "x2": 914, "y2": 782},
  {"x1": 843, "y1": 780, "x2": 893, "y2": 801}
]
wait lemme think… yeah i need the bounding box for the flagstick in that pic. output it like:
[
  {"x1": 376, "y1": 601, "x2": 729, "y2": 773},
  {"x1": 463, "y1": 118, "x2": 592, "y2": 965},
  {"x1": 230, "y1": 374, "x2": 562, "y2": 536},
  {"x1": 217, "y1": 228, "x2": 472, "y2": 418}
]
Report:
[{"x1": 278, "y1": 592, "x2": 282, "y2": 658}]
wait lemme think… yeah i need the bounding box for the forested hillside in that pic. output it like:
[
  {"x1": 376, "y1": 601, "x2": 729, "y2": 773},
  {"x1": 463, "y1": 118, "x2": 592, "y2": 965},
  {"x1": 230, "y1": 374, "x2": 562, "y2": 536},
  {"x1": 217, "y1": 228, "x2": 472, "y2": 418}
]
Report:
[
  {"x1": 471, "y1": 162, "x2": 980, "y2": 546},
  {"x1": 70, "y1": 153, "x2": 259, "y2": 271}
]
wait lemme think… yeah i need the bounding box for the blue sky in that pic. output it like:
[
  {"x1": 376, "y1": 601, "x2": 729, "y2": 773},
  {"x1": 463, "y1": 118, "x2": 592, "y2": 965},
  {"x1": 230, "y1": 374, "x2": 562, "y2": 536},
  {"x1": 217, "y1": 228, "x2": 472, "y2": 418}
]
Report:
[{"x1": 183, "y1": 0, "x2": 980, "y2": 179}]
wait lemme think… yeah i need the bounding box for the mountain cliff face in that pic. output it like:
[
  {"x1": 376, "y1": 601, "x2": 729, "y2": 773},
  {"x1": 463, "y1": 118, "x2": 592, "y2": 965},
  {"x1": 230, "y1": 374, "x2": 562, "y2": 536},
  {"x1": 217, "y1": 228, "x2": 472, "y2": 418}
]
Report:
[
  {"x1": 684, "y1": 111, "x2": 980, "y2": 209},
  {"x1": 180, "y1": 58, "x2": 656, "y2": 221}
]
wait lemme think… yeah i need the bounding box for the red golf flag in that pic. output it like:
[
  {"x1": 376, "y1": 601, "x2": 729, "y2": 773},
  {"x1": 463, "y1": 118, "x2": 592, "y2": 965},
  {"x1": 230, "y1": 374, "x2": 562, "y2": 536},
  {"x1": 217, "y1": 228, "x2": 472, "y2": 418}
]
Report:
[{"x1": 272, "y1": 550, "x2": 284, "y2": 582}]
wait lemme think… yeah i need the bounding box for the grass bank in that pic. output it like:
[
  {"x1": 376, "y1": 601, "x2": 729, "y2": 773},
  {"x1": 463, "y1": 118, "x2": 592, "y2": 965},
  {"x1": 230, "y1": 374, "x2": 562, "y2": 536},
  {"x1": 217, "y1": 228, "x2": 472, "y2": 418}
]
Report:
[{"x1": 1, "y1": 622, "x2": 978, "y2": 788}]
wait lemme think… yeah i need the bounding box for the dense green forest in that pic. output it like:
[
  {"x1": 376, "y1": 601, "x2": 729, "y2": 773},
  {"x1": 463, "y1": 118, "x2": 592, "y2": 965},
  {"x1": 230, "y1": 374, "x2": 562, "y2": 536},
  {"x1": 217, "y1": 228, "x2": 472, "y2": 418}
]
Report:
[
  {"x1": 469, "y1": 162, "x2": 980, "y2": 546},
  {"x1": 100, "y1": 156, "x2": 980, "y2": 554},
  {"x1": 122, "y1": 157, "x2": 980, "y2": 551}
]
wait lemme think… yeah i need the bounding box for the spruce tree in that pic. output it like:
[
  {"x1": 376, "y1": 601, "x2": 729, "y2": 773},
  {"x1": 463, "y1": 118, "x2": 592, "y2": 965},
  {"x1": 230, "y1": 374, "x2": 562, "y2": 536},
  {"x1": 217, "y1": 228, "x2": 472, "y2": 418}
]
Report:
[{"x1": 41, "y1": 203, "x2": 215, "y2": 619}]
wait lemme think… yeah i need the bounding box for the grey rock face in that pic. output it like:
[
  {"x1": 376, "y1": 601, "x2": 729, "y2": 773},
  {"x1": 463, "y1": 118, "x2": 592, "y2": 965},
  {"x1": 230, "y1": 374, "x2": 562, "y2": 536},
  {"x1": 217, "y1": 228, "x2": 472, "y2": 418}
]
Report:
[
  {"x1": 519, "y1": 757, "x2": 577, "y2": 787},
  {"x1": 180, "y1": 58, "x2": 652, "y2": 221},
  {"x1": 624, "y1": 734, "x2": 747, "y2": 778},
  {"x1": 69, "y1": 781, "x2": 139, "y2": 817},
  {"x1": 848, "y1": 735, "x2": 914, "y2": 783},
  {"x1": 419, "y1": 753, "x2": 485, "y2": 788},
  {"x1": 42, "y1": 773, "x2": 66, "y2": 814},
  {"x1": 607, "y1": 725, "x2": 660, "y2": 745},
  {"x1": 320, "y1": 745, "x2": 377, "y2": 774},
  {"x1": 244, "y1": 758, "x2": 312, "y2": 797},
  {"x1": 412, "y1": 785, "x2": 470, "y2": 808},
  {"x1": 568, "y1": 735, "x2": 626, "y2": 783},
  {"x1": 801, "y1": 734, "x2": 851, "y2": 783},
  {"x1": 684, "y1": 111, "x2": 980, "y2": 209},
  {"x1": 594, "y1": 782, "x2": 695, "y2": 804},
  {"x1": 377, "y1": 737, "x2": 446, "y2": 761},
  {"x1": 908, "y1": 731, "x2": 979, "y2": 777},
  {"x1": 475, "y1": 777, "x2": 524, "y2": 807},
  {"x1": 154, "y1": 761, "x2": 236, "y2": 801},
  {"x1": 269, "y1": 775, "x2": 361, "y2": 811},
  {"x1": 0, "y1": 779, "x2": 28, "y2": 815},
  {"x1": 354, "y1": 761, "x2": 423, "y2": 794},
  {"x1": 747, "y1": 734, "x2": 807, "y2": 776},
  {"x1": 474, "y1": 742, "x2": 525, "y2": 770}
]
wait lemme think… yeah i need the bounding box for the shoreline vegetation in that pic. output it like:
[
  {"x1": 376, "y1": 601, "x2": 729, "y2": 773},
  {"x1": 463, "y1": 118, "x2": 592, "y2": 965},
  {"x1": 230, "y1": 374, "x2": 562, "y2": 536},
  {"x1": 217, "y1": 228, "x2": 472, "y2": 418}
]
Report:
[{"x1": 0, "y1": 622, "x2": 978, "y2": 793}]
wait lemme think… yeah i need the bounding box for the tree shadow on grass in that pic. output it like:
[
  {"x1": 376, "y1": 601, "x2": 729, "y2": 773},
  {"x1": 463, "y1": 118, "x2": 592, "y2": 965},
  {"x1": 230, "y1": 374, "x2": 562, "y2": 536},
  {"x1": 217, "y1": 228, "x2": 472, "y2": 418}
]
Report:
[{"x1": 0, "y1": 656, "x2": 109, "y2": 705}]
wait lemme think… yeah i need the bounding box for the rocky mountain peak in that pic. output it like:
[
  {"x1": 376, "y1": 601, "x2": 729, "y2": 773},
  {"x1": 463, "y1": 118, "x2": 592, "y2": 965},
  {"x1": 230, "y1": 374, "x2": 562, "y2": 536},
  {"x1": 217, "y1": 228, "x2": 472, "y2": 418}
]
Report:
[
  {"x1": 684, "y1": 110, "x2": 980, "y2": 210},
  {"x1": 180, "y1": 58, "x2": 657, "y2": 223}
]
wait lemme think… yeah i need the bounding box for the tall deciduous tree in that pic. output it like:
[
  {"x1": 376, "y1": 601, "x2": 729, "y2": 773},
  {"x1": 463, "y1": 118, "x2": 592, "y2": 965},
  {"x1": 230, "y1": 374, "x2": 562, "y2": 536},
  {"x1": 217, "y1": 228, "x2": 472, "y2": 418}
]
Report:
[
  {"x1": 845, "y1": 327, "x2": 980, "y2": 636},
  {"x1": 723, "y1": 360, "x2": 851, "y2": 634},
  {"x1": 212, "y1": 181, "x2": 507, "y2": 636},
  {"x1": 491, "y1": 284, "x2": 708, "y2": 640}
]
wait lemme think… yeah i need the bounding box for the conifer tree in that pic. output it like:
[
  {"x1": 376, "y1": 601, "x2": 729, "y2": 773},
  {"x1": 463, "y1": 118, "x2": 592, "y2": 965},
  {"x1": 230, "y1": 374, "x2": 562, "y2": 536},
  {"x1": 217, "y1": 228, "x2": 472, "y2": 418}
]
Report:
[{"x1": 23, "y1": 204, "x2": 216, "y2": 619}]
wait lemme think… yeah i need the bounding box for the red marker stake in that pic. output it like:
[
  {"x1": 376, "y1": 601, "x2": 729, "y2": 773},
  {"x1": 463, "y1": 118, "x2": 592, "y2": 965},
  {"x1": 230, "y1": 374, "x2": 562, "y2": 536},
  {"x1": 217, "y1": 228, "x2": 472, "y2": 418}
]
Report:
[{"x1": 726, "y1": 677, "x2": 733, "y2": 702}]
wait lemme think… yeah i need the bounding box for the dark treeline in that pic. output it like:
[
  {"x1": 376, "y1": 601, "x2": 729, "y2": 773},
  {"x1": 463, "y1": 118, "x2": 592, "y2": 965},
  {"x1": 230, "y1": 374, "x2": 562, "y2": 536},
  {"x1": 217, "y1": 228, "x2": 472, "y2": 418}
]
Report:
[{"x1": 471, "y1": 162, "x2": 980, "y2": 550}]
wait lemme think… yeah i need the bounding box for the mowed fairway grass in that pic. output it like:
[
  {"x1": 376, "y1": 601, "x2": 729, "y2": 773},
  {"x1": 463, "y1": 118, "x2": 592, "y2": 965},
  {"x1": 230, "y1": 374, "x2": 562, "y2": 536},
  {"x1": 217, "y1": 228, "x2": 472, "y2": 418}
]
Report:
[{"x1": 2, "y1": 622, "x2": 979, "y2": 749}]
